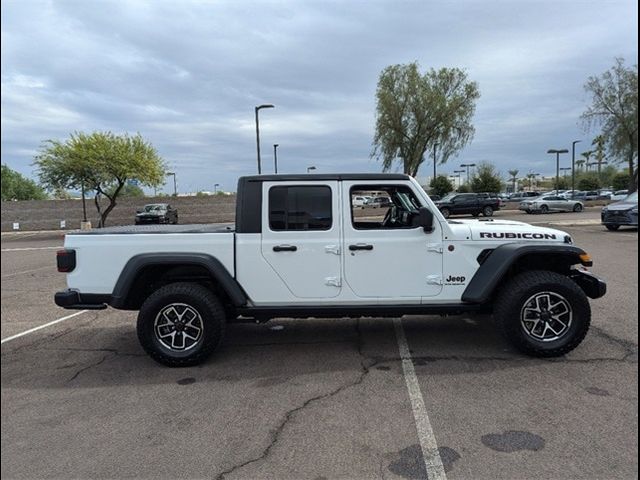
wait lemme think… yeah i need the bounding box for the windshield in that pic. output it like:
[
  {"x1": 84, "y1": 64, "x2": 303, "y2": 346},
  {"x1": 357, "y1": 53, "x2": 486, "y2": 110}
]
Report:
[
  {"x1": 143, "y1": 204, "x2": 166, "y2": 212},
  {"x1": 440, "y1": 193, "x2": 457, "y2": 202},
  {"x1": 624, "y1": 192, "x2": 638, "y2": 203}
]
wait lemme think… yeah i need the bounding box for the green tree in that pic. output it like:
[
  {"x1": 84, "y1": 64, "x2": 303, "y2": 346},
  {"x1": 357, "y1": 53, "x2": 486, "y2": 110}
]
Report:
[
  {"x1": 508, "y1": 169, "x2": 519, "y2": 192},
  {"x1": 1, "y1": 164, "x2": 48, "y2": 200},
  {"x1": 107, "y1": 183, "x2": 145, "y2": 198},
  {"x1": 429, "y1": 175, "x2": 454, "y2": 197},
  {"x1": 456, "y1": 184, "x2": 471, "y2": 193},
  {"x1": 581, "y1": 58, "x2": 638, "y2": 191},
  {"x1": 470, "y1": 162, "x2": 502, "y2": 193},
  {"x1": 35, "y1": 131, "x2": 166, "y2": 227},
  {"x1": 578, "y1": 173, "x2": 601, "y2": 191},
  {"x1": 372, "y1": 62, "x2": 480, "y2": 176},
  {"x1": 612, "y1": 172, "x2": 631, "y2": 190}
]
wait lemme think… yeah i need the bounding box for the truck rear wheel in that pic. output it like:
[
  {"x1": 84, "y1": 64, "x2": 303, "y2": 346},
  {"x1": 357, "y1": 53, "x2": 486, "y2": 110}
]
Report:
[
  {"x1": 493, "y1": 270, "x2": 590, "y2": 357},
  {"x1": 137, "y1": 282, "x2": 226, "y2": 367}
]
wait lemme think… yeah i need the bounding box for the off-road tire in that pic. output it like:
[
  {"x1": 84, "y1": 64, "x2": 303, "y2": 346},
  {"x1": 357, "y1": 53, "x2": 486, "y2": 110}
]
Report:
[
  {"x1": 482, "y1": 205, "x2": 494, "y2": 217},
  {"x1": 573, "y1": 204, "x2": 583, "y2": 212},
  {"x1": 137, "y1": 282, "x2": 226, "y2": 367},
  {"x1": 605, "y1": 224, "x2": 620, "y2": 231},
  {"x1": 494, "y1": 270, "x2": 590, "y2": 357},
  {"x1": 440, "y1": 207, "x2": 451, "y2": 219}
]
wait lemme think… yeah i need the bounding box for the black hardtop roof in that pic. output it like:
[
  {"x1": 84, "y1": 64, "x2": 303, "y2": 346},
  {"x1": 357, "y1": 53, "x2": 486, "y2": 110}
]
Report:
[{"x1": 239, "y1": 173, "x2": 410, "y2": 183}]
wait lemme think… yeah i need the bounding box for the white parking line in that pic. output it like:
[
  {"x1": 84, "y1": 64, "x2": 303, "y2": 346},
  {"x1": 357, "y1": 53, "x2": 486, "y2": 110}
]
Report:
[
  {"x1": 393, "y1": 318, "x2": 447, "y2": 480},
  {"x1": 1, "y1": 246, "x2": 62, "y2": 252},
  {"x1": 1, "y1": 310, "x2": 87, "y2": 344}
]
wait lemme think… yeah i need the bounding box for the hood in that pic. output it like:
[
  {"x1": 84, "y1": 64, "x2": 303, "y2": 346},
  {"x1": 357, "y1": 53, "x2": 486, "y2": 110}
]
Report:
[
  {"x1": 606, "y1": 199, "x2": 638, "y2": 211},
  {"x1": 447, "y1": 218, "x2": 568, "y2": 242},
  {"x1": 137, "y1": 210, "x2": 166, "y2": 216}
]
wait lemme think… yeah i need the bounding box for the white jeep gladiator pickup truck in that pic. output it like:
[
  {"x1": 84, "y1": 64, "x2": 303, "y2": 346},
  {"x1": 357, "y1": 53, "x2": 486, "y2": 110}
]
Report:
[{"x1": 55, "y1": 174, "x2": 606, "y2": 366}]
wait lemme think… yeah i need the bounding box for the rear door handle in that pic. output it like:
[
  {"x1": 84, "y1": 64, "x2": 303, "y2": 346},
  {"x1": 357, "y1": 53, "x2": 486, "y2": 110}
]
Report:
[
  {"x1": 273, "y1": 245, "x2": 297, "y2": 252},
  {"x1": 349, "y1": 244, "x2": 374, "y2": 251}
]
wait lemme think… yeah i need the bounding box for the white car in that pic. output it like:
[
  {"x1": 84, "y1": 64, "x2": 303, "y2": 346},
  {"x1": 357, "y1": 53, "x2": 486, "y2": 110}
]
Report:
[
  {"x1": 55, "y1": 173, "x2": 606, "y2": 366},
  {"x1": 610, "y1": 190, "x2": 629, "y2": 201},
  {"x1": 519, "y1": 195, "x2": 584, "y2": 214},
  {"x1": 352, "y1": 195, "x2": 369, "y2": 208}
]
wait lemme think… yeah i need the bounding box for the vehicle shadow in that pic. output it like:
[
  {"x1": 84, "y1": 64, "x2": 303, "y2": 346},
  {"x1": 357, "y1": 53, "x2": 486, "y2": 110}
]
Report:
[{"x1": 1, "y1": 314, "x2": 631, "y2": 390}]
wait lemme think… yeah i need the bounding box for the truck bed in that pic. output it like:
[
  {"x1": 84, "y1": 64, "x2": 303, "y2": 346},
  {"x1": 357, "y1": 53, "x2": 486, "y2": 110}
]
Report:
[{"x1": 67, "y1": 223, "x2": 235, "y2": 235}]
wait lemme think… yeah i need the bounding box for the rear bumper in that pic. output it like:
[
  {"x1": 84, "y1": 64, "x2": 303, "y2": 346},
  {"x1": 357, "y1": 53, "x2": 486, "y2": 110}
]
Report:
[
  {"x1": 570, "y1": 270, "x2": 607, "y2": 299},
  {"x1": 55, "y1": 290, "x2": 110, "y2": 310}
]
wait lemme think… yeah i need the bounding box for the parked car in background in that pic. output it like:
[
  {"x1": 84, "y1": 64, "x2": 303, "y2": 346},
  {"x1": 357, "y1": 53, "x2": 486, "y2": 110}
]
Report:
[
  {"x1": 560, "y1": 190, "x2": 579, "y2": 199},
  {"x1": 352, "y1": 195, "x2": 369, "y2": 208},
  {"x1": 434, "y1": 192, "x2": 501, "y2": 218},
  {"x1": 508, "y1": 191, "x2": 540, "y2": 202},
  {"x1": 519, "y1": 195, "x2": 584, "y2": 214},
  {"x1": 598, "y1": 190, "x2": 613, "y2": 200},
  {"x1": 601, "y1": 191, "x2": 638, "y2": 231},
  {"x1": 573, "y1": 191, "x2": 600, "y2": 201},
  {"x1": 610, "y1": 190, "x2": 629, "y2": 201},
  {"x1": 370, "y1": 196, "x2": 393, "y2": 208},
  {"x1": 135, "y1": 204, "x2": 179, "y2": 225}
]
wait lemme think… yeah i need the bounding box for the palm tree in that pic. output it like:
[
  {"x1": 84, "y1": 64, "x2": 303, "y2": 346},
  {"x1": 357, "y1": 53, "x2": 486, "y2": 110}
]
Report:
[
  {"x1": 508, "y1": 169, "x2": 519, "y2": 192},
  {"x1": 575, "y1": 159, "x2": 586, "y2": 172},
  {"x1": 580, "y1": 150, "x2": 594, "y2": 171},
  {"x1": 592, "y1": 135, "x2": 607, "y2": 177}
]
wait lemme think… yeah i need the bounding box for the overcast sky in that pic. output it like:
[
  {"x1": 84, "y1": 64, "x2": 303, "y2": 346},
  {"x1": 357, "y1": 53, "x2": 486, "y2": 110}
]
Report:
[{"x1": 1, "y1": 0, "x2": 637, "y2": 193}]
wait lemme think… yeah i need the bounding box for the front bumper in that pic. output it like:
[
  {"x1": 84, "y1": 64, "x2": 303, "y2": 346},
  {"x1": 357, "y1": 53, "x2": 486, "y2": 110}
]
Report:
[
  {"x1": 135, "y1": 216, "x2": 164, "y2": 224},
  {"x1": 55, "y1": 289, "x2": 110, "y2": 310},
  {"x1": 570, "y1": 270, "x2": 607, "y2": 299},
  {"x1": 601, "y1": 209, "x2": 638, "y2": 226}
]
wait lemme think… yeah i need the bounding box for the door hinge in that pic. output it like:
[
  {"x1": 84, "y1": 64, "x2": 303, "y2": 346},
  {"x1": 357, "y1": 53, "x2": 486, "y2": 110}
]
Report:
[
  {"x1": 426, "y1": 275, "x2": 443, "y2": 285},
  {"x1": 325, "y1": 245, "x2": 341, "y2": 255},
  {"x1": 325, "y1": 276, "x2": 342, "y2": 287},
  {"x1": 427, "y1": 243, "x2": 444, "y2": 254}
]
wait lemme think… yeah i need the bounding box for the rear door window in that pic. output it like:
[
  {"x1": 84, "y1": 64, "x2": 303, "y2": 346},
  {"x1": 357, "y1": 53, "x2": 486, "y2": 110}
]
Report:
[{"x1": 269, "y1": 186, "x2": 332, "y2": 231}]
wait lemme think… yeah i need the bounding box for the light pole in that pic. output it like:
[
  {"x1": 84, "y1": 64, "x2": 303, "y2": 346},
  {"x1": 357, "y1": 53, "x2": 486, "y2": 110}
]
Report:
[
  {"x1": 214, "y1": 183, "x2": 220, "y2": 194},
  {"x1": 454, "y1": 169, "x2": 465, "y2": 189},
  {"x1": 307, "y1": 166, "x2": 316, "y2": 173},
  {"x1": 166, "y1": 172, "x2": 177, "y2": 196},
  {"x1": 547, "y1": 148, "x2": 569, "y2": 190},
  {"x1": 433, "y1": 143, "x2": 439, "y2": 180},
  {"x1": 560, "y1": 167, "x2": 571, "y2": 179},
  {"x1": 273, "y1": 144, "x2": 279, "y2": 174},
  {"x1": 255, "y1": 104, "x2": 274, "y2": 174},
  {"x1": 571, "y1": 140, "x2": 581, "y2": 198},
  {"x1": 460, "y1": 163, "x2": 476, "y2": 184}
]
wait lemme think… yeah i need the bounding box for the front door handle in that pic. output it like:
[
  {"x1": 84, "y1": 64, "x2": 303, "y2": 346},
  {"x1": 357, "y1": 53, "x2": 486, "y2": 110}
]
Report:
[
  {"x1": 273, "y1": 245, "x2": 297, "y2": 252},
  {"x1": 349, "y1": 244, "x2": 374, "y2": 251}
]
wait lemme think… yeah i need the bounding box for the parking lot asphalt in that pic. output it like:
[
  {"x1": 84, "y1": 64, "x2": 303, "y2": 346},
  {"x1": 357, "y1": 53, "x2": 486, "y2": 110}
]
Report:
[{"x1": 1, "y1": 214, "x2": 637, "y2": 479}]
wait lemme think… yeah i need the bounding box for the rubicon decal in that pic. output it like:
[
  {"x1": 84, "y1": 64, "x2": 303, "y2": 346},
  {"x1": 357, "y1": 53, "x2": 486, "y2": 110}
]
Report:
[{"x1": 479, "y1": 232, "x2": 557, "y2": 240}]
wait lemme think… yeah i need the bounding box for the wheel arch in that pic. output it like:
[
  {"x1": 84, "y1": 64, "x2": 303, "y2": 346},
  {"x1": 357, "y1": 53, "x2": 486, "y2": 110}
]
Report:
[
  {"x1": 111, "y1": 253, "x2": 247, "y2": 310},
  {"x1": 462, "y1": 243, "x2": 593, "y2": 304}
]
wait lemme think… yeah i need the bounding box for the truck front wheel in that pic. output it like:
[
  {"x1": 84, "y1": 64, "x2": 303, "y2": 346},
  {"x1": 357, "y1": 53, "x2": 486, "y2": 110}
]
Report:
[
  {"x1": 494, "y1": 271, "x2": 590, "y2": 357},
  {"x1": 482, "y1": 205, "x2": 494, "y2": 217},
  {"x1": 137, "y1": 282, "x2": 226, "y2": 367}
]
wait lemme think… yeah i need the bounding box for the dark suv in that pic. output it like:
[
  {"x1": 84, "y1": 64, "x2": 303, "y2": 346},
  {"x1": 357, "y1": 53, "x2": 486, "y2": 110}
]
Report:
[
  {"x1": 434, "y1": 193, "x2": 501, "y2": 218},
  {"x1": 135, "y1": 204, "x2": 179, "y2": 225},
  {"x1": 601, "y1": 191, "x2": 638, "y2": 231}
]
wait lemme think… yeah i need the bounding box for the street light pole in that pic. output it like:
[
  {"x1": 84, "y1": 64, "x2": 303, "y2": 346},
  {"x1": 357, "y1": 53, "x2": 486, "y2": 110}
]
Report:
[
  {"x1": 433, "y1": 143, "x2": 438, "y2": 180},
  {"x1": 547, "y1": 148, "x2": 569, "y2": 190},
  {"x1": 214, "y1": 183, "x2": 220, "y2": 194},
  {"x1": 460, "y1": 163, "x2": 476, "y2": 184},
  {"x1": 307, "y1": 166, "x2": 316, "y2": 173},
  {"x1": 167, "y1": 172, "x2": 177, "y2": 196},
  {"x1": 571, "y1": 140, "x2": 581, "y2": 198},
  {"x1": 273, "y1": 144, "x2": 279, "y2": 174},
  {"x1": 255, "y1": 104, "x2": 274, "y2": 174}
]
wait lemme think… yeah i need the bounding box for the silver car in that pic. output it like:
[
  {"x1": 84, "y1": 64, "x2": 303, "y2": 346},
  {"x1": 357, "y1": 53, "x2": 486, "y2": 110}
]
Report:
[{"x1": 519, "y1": 195, "x2": 584, "y2": 214}]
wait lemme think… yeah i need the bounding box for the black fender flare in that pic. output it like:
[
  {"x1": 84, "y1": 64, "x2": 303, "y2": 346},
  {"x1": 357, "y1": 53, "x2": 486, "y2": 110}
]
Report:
[
  {"x1": 110, "y1": 253, "x2": 247, "y2": 308},
  {"x1": 461, "y1": 243, "x2": 592, "y2": 304}
]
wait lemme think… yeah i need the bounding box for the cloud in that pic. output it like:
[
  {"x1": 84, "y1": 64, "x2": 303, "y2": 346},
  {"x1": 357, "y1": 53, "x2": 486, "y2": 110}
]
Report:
[{"x1": 1, "y1": 0, "x2": 637, "y2": 193}]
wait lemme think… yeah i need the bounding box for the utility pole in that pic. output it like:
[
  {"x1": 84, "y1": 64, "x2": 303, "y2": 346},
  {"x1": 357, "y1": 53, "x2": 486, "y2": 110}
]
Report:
[
  {"x1": 571, "y1": 140, "x2": 581, "y2": 198},
  {"x1": 255, "y1": 104, "x2": 274, "y2": 174},
  {"x1": 273, "y1": 144, "x2": 279, "y2": 174}
]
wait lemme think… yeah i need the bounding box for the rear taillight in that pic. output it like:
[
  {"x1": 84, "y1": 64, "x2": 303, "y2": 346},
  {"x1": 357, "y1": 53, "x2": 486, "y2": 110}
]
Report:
[{"x1": 57, "y1": 249, "x2": 76, "y2": 273}]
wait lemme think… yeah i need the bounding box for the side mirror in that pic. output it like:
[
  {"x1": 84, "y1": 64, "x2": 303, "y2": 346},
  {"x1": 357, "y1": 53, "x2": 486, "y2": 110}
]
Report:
[
  {"x1": 136, "y1": 209, "x2": 143, "y2": 214},
  {"x1": 418, "y1": 207, "x2": 434, "y2": 233}
]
